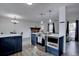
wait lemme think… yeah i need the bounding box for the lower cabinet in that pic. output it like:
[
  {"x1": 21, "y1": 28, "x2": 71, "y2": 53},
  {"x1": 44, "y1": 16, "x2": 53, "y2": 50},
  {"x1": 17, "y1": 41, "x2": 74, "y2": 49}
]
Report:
[
  {"x1": 0, "y1": 36, "x2": 22, "y2": 56},
  {"x1": 47, "y1": 46, "x2": 59, "y2": 56},
  {"x1": 31, "y1": 34, "x2": 37, "y2": 45},
  {"x1": 46, "y1": 36, "x2": 64, "y2": 56}
]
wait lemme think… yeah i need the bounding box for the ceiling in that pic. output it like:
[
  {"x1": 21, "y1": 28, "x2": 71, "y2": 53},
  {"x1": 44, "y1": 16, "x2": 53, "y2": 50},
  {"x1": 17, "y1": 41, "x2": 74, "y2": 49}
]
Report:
[
  {"x1": 66, "y1": 3, "x2": 79, "y2": 22},
  {"x1": 0, "y1": 3, "x2": 79, "y2": 23}
]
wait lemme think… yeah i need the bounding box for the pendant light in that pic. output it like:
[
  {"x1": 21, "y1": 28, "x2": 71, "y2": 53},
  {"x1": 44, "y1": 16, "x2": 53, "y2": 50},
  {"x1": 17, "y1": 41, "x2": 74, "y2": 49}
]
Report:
[
  {"x1": 40, "y1": 13, "x2": 44, "y2": 24},
  {"x1": 41, "y1": 21, "x2": 43, "y2": 24},
  {"x1": 48, "y1": 10, "x2": 52, "y2": 23},
  {"x1": 48, "y1": 10, "x2": 53, "y2": 33},
  {"x1": 40, "y1": 13, "x2": 44, "y2": 31}
]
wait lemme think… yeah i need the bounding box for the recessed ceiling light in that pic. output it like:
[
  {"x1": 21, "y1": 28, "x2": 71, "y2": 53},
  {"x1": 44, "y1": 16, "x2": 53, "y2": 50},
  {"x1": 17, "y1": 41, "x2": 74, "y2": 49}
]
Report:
[
  {"x1": 25, "y1": 0, "x2": 32, "y2": 5},
  {"x1": 27, "y1": 2, "x2": 32, "y2": 5}
]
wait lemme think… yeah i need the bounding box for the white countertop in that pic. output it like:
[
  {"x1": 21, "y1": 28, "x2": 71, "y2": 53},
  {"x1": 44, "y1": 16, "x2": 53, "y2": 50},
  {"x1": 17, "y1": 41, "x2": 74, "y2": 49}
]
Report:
[
  {"x1": 0, "y1": 34, "x2": 22, "y2": 38},
  {"x1": 48, "y1": 34, "x2": 59, "y2": 38},
  {"x1": 48, "y1": 33, "x2": 63, "y2": 38},
  {"x1": 32, "y1": 32, "x2": 63, "y2": 38},
  {"x1": 32, "y1": 33, "x2": 38, "y2": 34}
]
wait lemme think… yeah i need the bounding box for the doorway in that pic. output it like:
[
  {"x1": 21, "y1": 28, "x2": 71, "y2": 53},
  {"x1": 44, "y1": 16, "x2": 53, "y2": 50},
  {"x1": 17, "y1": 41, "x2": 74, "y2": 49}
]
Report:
[
  {"x1": 64, "y1": 22, "x2": 79, "y2": 56},
  {"x1": 69, "y1": 23, "x2": 76, "y2": 41}
]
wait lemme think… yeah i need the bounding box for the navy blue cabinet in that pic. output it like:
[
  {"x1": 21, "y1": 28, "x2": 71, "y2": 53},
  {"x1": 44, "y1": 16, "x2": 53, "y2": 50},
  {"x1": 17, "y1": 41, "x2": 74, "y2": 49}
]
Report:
[
  {"x1": 47, "y1": 46, "x2": 59, "y2": 56},
  {"x1": 46, "y1": 36, "x2": 64, "y2": 56},
  {"x1": 31, "y1": 34, "x2": 37, "y2": 45},
  {"x1": 0, "y1": 36, "x2": 22, "y2": 56},
  {"x1": 59, "y1": 36, "x2": 64, "y2": 55}
]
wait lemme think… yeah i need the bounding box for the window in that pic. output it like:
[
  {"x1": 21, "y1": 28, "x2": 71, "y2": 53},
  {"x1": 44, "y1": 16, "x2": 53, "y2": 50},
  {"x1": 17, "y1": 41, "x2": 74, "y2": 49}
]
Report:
[{"x1": 69, "y1": 23, "x2": 76, "y2": 39}]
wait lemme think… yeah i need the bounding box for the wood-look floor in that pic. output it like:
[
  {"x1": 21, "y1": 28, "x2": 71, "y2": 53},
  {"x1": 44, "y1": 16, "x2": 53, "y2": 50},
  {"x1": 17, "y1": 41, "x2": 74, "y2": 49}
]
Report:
[
  {"x1": 11, "y1": 38, "x2": 79, "y2": 56},
  {"x1": 63, "y1": 41, "x2": 79, "y2": 56},
  {"x1": 11, "y1": 38, "x2": 53, "y2": 56}
]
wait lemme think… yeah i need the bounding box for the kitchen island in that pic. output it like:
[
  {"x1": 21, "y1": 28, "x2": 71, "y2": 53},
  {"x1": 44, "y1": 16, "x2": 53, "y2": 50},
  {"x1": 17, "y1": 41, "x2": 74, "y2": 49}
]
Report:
[
  {"x1": 0, "y1": 34, "x2": 22, "y2": 56},
  {"x1": 45, "y1": 33, "x2": 64, "y2": 56}
]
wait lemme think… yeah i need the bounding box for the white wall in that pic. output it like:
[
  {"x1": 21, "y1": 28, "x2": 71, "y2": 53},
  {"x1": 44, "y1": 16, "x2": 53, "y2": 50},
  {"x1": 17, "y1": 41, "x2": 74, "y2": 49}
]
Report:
[
  {"x1": 54, "y1": 21, "x2": 59, "y2": 34},
  {"x1": 0, "y1": 18, "x2": 40, "y2": 39}
]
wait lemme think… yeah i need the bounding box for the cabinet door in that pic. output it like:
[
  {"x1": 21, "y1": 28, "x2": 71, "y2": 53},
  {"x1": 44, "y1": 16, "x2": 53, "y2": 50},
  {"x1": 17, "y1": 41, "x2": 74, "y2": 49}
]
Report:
[
  {"x1": 0, "y1": 36, "x2": 22, "y2": 56},
  {"x1": 31, "y1": 34, "x2": 37, "y2": 45},
  {"x1": 14, "y1": 36, "x2": 22, "y2": 51},
  {"x1": 0, "y1": 37, "x2": 15, "y2": 55}
]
